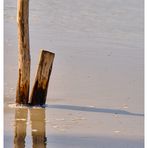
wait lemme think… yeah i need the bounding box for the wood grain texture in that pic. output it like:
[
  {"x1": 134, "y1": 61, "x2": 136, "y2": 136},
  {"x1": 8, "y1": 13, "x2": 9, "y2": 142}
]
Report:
[
  {"x1": 16, "y1": 0, "x2": 30, "y2": 104},
  {"x1": 29, "y1": 50, "x2": 55, "y2": 106}
]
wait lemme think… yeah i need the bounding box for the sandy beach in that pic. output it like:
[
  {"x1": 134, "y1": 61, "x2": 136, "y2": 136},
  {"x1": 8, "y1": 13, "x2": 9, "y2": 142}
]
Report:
[{"x1": 4, "y1": 0, "x2": 144, "y2": 147}]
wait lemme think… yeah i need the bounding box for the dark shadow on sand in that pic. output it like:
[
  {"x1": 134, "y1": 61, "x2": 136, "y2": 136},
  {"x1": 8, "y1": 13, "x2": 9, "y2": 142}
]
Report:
[{"x1": 46, "y1": 104, "x2": 144, "y2": 117}]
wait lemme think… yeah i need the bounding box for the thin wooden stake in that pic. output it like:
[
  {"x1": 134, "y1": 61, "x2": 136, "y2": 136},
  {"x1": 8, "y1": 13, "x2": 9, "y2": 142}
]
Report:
[
  {"x1": 29, "y1": 50, "x2": 55, "y2": 106},
  {"x1": 16, "y1": 0, "x2": 30, "y2": 104}
]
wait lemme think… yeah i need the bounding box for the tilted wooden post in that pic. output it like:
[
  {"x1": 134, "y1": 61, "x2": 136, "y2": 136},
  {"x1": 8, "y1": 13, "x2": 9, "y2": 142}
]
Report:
[
  {"x1": 16, "y1": 0, "x2": 30, "y2": 104},
  {"x1": 29, "y1": 50, "x2": 55, "y2": 106}
]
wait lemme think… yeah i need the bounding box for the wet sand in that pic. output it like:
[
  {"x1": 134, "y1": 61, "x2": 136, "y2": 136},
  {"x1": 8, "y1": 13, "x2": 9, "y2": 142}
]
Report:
[{"x1": 4, "y1": 0, "x2": 144, "y2": 147}]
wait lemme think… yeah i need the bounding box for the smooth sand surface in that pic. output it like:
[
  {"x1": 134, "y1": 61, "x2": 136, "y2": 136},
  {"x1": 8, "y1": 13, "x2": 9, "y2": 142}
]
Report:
[{"x1": 4, "y1": 0, "x2": 144, "y2": 147}]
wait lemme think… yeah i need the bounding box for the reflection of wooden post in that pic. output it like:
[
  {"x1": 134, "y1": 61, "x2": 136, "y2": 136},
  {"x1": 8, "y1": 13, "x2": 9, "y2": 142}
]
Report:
[
  {"x1": 16, "y1": 0, "x2": 30, "y2": 104},
  {"x1": 29, "y1": 50, "x2": 55, "y2": 105},
  {"x1": 14, "y1": 108, "x2": 28, "y2": 148},
  {"x1": 30, "y1": 108, "x2": 46, "y2": 148}
]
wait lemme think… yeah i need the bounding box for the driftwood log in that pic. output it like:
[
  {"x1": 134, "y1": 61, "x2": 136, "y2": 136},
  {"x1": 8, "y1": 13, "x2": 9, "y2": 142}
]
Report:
[
  {"x1": 29, "y1": 50, "x2": 55, "y2": 105},
  {"x1": 16, "y1": 0, "x2": 30, "y2": 104}
]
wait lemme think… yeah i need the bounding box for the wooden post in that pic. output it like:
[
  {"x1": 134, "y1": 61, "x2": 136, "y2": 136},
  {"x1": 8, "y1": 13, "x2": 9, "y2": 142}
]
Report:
[
  {"x1": 16, "y1": 0, "x2": 30, "y2": 104},
  {"x1": 29, "y1": 50, "x2": 55, "y2": 106}
]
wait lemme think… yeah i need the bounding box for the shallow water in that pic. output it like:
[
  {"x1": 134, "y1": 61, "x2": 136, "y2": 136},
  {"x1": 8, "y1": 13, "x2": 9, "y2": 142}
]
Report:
[
  {"x1": 4, "y1": 0, "x2": 144, "y2": 147},
  {"x1": 4, "y1": 104, "x2": 144, "y2": 147}
]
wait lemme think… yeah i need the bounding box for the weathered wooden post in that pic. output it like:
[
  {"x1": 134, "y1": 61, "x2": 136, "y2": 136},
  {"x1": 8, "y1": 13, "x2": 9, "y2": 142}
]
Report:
[
  {"x1": 16, "y1": 0, "x2": 30, "y2": 104},
  {"x1": 29, "y1": 50, "x2": 55, "y2": 106}
]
